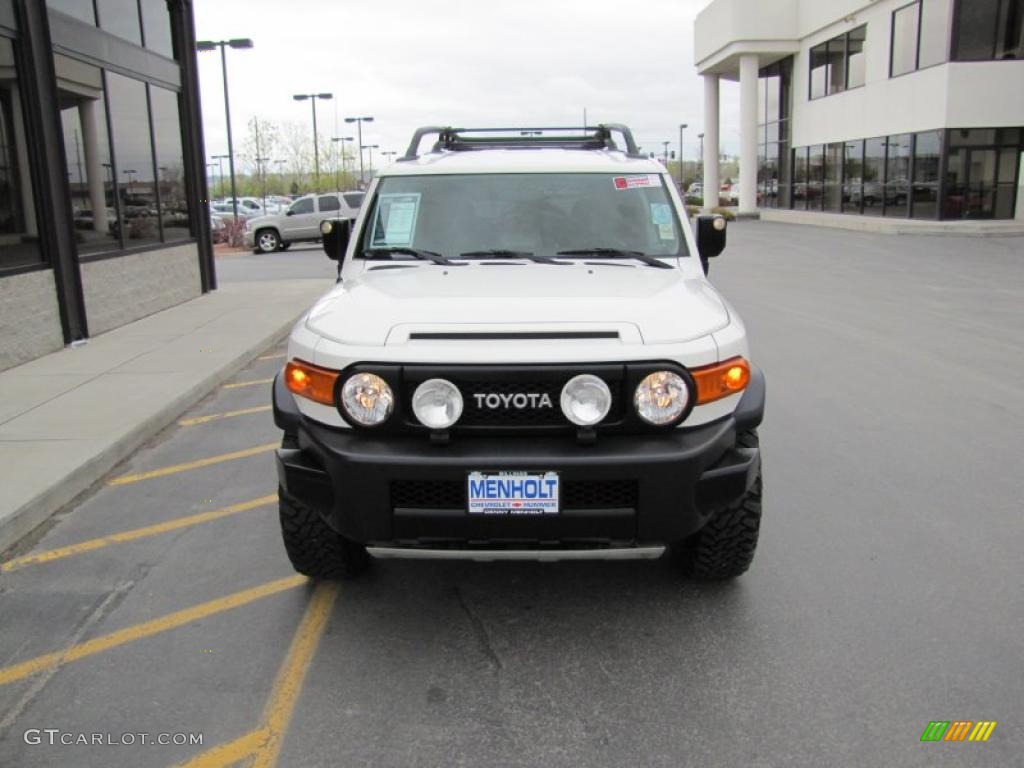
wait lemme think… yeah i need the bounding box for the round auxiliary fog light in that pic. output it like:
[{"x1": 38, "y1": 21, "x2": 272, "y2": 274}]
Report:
[
  {"x1": 634, "y1": 371, "x2": 689, "y2": 426},
  {"x1": 341, "y1": 373, "x2": 394, "y2": 426},
  {"x1": 560, "y1": 374, "x2": 612, "y2": 427},
  {"x1": 320, "y1": 220, "x2": 334, "y2": 236},
  {"x1": 412, "y1": 378, "x2": 463, "y2": 429}
]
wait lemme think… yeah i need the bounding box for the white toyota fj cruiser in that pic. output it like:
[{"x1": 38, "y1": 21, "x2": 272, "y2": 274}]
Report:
[{"x1": 272, "y1": 125, "x2": 765, "y2": 580}]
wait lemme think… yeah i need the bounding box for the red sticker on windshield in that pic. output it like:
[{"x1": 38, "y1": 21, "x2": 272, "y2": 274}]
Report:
[{"x1": 613, "y1": 174, "x2": 659, "y2": 190}]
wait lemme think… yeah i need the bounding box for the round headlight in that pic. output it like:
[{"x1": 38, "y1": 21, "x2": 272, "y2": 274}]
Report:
[
  {"x1": 341, "y1": 373, "x2": 394, "y2": 426},
  {"x1": 412, "y1": 378, "x2": 463, "y2": 429},
  {"x1": 560, "y1": 374, "x2": 612, "y2": 426},
  {"x1": 635, "y1": 371, "x2": 689, "y2": 425},
  {"x1": 320, "y1": 220, "x2": 334, "y2": 236}
]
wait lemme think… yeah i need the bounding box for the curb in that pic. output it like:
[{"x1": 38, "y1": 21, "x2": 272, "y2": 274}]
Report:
[{"x1": 0, "y1": 313, "x2": 298, "y2": 557}]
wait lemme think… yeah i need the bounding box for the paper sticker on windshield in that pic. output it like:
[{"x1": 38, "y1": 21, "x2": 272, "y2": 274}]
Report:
[
  {"x1": 650, "y1": 203, "x2": 672, "y2": 226},
  {"x1": 613, "y1": 174, "x2": 660, "y2": 190},
  {"x1": 370, "y1": 193, "x2": 420, "y2": 247},
  {"x1": 658, "y1": 223, "x2": 676, "y2": 241}
]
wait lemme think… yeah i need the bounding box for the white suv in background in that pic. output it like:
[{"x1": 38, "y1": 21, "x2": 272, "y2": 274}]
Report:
[{"x1": 244, "y1": 191, "x2": 364, "y2": 253}]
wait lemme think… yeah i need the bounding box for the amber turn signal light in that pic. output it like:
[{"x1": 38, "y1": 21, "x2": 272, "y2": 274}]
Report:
[
  {"x1": 285, "y1": 360, "x2": 339, "y2": 405},
  {"x1": 692, "y1": 357, "x2": 750, "y2": 404}
]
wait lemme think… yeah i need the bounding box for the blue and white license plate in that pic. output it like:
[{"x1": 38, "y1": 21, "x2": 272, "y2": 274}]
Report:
[{"x1": 467, "y1": 471, "x2": 560, "y2": 516}]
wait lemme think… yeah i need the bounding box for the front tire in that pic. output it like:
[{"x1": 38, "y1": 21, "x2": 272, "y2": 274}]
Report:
[
  {"x1": 255, "y1": 229, "x2": 280, "y2": 254},
  {"x1": 674, "y1": 429, "x2": 762, "y2": 580},
  {"x1": 278, "y1": 485, "x2": 370, "y2": 579}
]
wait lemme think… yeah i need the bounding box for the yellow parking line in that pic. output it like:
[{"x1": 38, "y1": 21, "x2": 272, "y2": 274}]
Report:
[
  {"x1": 258, "y1": 353, "x2": 286, "y2": 361},
  {"x1": 179, "y1": 405, "x2": 272, "y2": 427},
  {"x1": 222, "y1": 378, "x2": 273, "y2": 390},
  {"x1": 176, "y1": 727, "x2": 270, "y2": 768},
  {"x1": 107, "y1": 443, "x2": 277, "y2": 486},
  {"x1": 0, "y1": 575, "x2": 307, "y2": 687},
  {"x1": 252, "y1": 582, "x2": 338, "y2": 768},
  {"x1": 0, "y1": 495, "x2": 276, "y2": 573},
  {"x1": 174, "y1": 582, "x2": 338, "y2": 768}
]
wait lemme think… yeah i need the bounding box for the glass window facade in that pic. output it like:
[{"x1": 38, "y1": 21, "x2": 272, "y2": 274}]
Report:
[
  {"x1": 809, "y1": 25, "x2": 867, "y2": 99},
  {"x1": 757, "y1": 57, "x2": 792, "y2": 209},
  {"x1": 55, "y1": 54, "x2": 196, "y2": 257},
  {"x1": 789, "y1": 128, "x2": 1021, "y2": 220},
  {"x1": 46, "y1": 0, "x2": 96, "y2": 25},
  {"x1": 0, "y1": 37, "x2": 43, "y2": 271},
  {"x1": 96, "y1": 0, "x2": 142, "y2": 45},
  {"x1": 140, "y1": 0, "x2": 175, "y2": 58},
  {"x1": 892, "y1": 0, "x2": 952, "y2": 74},
  {"x1": 954, "y1": 0, "x2": 1024, "y2": 60}
]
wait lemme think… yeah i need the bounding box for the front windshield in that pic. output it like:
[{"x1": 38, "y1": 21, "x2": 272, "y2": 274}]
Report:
[{"x1": 360, "y1": 173, "x2": 689, "y2": 258}]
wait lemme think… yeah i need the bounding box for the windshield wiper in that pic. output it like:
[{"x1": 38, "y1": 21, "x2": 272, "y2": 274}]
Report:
[
  {"x1": 362, "y1": 246, "x2": 464, "y2": 266},
  {"x1": 556, "y1": 248, "x2": 674, "y2": 270},
  {"x1": 460, "y1": 249, "x2": 570, "y2": 266}
]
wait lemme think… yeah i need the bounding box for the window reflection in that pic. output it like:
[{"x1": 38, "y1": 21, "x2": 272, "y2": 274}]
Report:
[
  {"x1": 912, "y1": 131, "x2": 941, "y2": 219},
  {"x1": 140, "y1": 0, "x2": 174, "y2": 58},
  {"x1": 863, "y1": 138, "x2": 886, "y2": 216},
  {"x1": 884, "y1": 134, "x2": 911, "y2": 217},
  {"x1": 824, "y1": 142, "x2": 843, "y2": 212},
  {"x1": 0, "y1": 38, "x2": 43, "y2": 270},
  {"x1": 96, "y1": 0, "x2": 141, "y2": 45},
  {"x1": 892, "y1": 3, "x2": 921, "y2": 75},
  {"x1": 106, "y1": 72, "x2": 159, "y2": 247},
  {"x1": 54, "y1": 54, "x2": 120, "y2": 255},
  {"x1": 46, "y1": 0, "x2": 96, "y2": 25},
  {"x1": 150, "y1": 87, "x2": 189, "y2": 241},
  {"x1": 842, "y1": 140, "x2": 864, "y2": 214}
]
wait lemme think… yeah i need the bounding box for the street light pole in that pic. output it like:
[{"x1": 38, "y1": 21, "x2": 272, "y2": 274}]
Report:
[
  {"x1": 362, "y1": 144, "x2": 379, "y2": 180},
  {"x1": 256, "y1": 156, "x2": 269, "y2": 212},
  {"x1": 212, "y1": 154, "x2": 229, "y2": 200},
  {"x1": 196, "y1": 38, "x2": 253, "y2": 221},
  {"x1": 344, "y1": 116, "x2": 375, "y2": 187},
  {"x1": 381, "y1": 150, "x2": 396, "y2": 166},
  {"x1": 678, "y1": 123, "x2": 688, "y2": 191},
  {"x1": 293, "y1": 93, "x2": 333, "y2": 193},
  {"x1": 331, "y1": 136, "x2": 354, "y2": 191},
  {"x1": 698, "y1": 133, "x2": 705, "y2": 182}
]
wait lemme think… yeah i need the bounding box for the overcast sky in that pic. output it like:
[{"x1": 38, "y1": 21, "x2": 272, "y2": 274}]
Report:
[{"x1": 193, "y1": 0, "x2": 740, "y2": 169}]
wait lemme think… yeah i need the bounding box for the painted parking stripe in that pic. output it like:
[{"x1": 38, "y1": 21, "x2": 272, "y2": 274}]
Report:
[
  {"x1": 0, "y1": 575, "x2": 307, "y2": 687},
  {"x1": 175, "y1": 582, "x2": 338, "y2": 768},
  {"x1": 0, "y1": 495, "x2": 276, "y2": 573},
  {"x1": 222, "y1": 378, "x2": 274, "y2": 390},
  {"x1": 179, "y1": 405, "x2": 272, "y2": 427},
  {"x1": 107, "y1": 442, "x2": 277, "y2": 486},
  {"x1": 258, "y1": 353, "x2": 286, "y2": 361}
]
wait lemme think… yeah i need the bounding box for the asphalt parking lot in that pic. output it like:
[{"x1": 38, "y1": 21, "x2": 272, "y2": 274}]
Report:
[{"x1": 1, "y1": 222, "x2": 1021, "y2": 767}]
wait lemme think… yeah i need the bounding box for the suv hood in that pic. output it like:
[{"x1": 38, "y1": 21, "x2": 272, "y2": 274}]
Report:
[{"x1": 305, "y1": 263, "x2": 730, "y2": 346}]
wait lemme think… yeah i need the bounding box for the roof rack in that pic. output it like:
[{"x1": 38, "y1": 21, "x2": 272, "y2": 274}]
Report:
[{"x1": 399, "y1": 124, "x2": 643, "y2": 161}]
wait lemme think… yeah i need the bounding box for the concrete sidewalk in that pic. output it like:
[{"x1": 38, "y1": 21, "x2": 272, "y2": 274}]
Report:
[{"x1": 0, "y1": 278, "x2": 328, "y2": 554}]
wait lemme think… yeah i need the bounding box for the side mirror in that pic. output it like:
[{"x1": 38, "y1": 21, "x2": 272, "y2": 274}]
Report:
[
  {"x1": 321, "y1": 218, "x2": 352, "y2": 262},
  {"x1": 285, "y1": 209, "x2": 295, "y2": 216},
  {"x1": 695, "y1": 214, "x2": 727, "y2": 274}
]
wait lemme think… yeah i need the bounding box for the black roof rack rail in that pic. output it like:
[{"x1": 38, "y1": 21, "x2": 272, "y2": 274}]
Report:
[{"x1": 399, "y1": 124, "x2": 643, "y2": 161}]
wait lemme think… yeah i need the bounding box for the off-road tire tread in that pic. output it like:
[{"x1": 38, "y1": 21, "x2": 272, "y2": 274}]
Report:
[
  {"x1": 676, "y1": 429, "x2": 762, "y2": 580},
  {"x1": 278, "y1": 485, "x2": 370, "y2": 579}
]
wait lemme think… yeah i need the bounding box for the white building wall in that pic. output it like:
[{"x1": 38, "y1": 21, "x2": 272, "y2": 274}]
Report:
[{"x1": 0, "y1": 270, "x2": 65, "y2": 372}]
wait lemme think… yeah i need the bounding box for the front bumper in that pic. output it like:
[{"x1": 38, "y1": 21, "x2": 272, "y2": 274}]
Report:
[{"x1": 273, "y1": 367, "x2": 765, "y2": 549}]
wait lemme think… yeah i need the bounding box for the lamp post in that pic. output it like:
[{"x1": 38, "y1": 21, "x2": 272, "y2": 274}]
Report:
[
  {"x1": 678, "y1": 123, "x2": 688, "y2": 191},
  {"x1": 331, "y1": 136, "x2": 354, "y2": 191},
  {"x1": 195, "y1": 38, "x2": 253, "y2": 221},
  {"x1": 274, "y1": 159, "x2": 286, "y2": 194},
  {"x1": 343, "y1": 116, "x2": 374, "y2": 186},
  {"x1": 361, "y1": 144, "x2": 379, "y2": 180},
  {"x1": 211, "y1": 154, "x2": 229, "y2": 199},
  {"x1": 698, "y1": 132, "x2": 705, "y2": 182},
  {"x1": 255, "y1": 156, "x2": 269, "y2": 213},
  {"x1": 293, "y1": 92, "x2": 333, "y2": 192},
  {"x1": 123, "y1": 169, "x2": 137, "y2": 198},
  {"x1": 661, "y1": 141, "x2": 670, "y2": 167},
  {"x1": 381, "y1": 150, "x2": 396, "y2": 165}
]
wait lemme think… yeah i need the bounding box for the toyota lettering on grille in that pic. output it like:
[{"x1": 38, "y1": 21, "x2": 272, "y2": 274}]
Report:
[{"x1": 473, "y1": 392, "x2": 554, "y2": 410}]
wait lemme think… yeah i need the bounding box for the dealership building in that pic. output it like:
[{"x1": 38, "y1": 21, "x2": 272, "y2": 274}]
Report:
[
  {"x1": 695, "y1": 0, "x2": 1024, "y2": 226},
  {"x1": 0, "y1": 0, "x2": 211, "y2": 371}
]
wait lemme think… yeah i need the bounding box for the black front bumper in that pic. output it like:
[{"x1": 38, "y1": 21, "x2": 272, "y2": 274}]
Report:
[{"x1": 273, "y1": 368, "x2": 765, "y2": 548}]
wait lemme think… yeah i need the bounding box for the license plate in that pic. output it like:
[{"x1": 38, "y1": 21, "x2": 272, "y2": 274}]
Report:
[{"x1": 467, "y1": 471, "x2": 560, "y2": 516}]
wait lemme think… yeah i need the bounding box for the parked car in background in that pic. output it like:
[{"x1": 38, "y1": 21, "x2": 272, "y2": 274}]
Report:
[
  {"x1": 721, "y1": 184, "x2": 739, "y2": 204},
  {"x1": 685, "y1": 182, "x2": 703, "y2": 203},
  {"x1": 210, "y1": 202, "x2": 256, "y2": 221},
  {"x1": 209, "y1": 213, "x2": 227, "y2": 244},
  {"x1": 243, "y1": 192, "x2": 361, "y2": 253}
]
